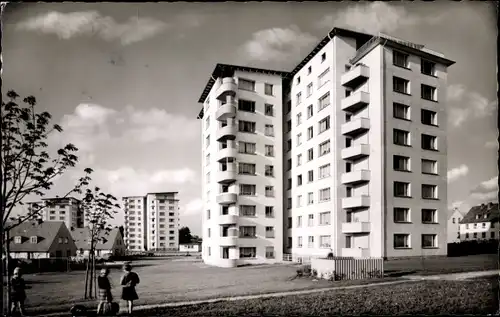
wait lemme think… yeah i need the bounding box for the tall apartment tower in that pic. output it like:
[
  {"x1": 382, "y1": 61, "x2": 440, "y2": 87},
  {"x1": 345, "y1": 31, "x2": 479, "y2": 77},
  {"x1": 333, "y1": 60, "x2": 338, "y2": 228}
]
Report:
[
  {"x1": 197, "y1": 27, "x2": 455, "y2": 268},
  {"x1": 123, "y1": 192, "x2": 180, "y2": 251},
  {"x1": 28, "y1": 197, "x2": 83, "y2": 230}
]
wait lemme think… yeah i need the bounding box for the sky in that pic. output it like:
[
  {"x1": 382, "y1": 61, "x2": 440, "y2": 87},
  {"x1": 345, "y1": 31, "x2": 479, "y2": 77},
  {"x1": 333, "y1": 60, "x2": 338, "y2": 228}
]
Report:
[{"x1": 2, "y1": 2, "x2": 498, "y2": 235}]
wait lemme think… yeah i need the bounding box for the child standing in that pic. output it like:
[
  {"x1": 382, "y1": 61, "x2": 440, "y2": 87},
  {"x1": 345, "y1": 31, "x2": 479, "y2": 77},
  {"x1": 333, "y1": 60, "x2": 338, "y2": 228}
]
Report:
[
  {"x1": 97, "y1": 268, "x2": 113, "y2": 315},
  {"x1": 11, "y1": 267, "x2": 27, "y2": 316},
  {"x1": 120, "y1": 263, "x2": 140, "y2": 315}
]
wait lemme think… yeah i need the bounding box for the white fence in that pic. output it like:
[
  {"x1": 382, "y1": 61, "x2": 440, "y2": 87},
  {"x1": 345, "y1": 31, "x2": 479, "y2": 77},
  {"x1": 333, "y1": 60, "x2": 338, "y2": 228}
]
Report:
[
  {"x1": 282, "y1": 253, "x2": 317, "y2": 264},
  {"x1": 311, "y1": 257, "x2": 384, "y2": 280}
]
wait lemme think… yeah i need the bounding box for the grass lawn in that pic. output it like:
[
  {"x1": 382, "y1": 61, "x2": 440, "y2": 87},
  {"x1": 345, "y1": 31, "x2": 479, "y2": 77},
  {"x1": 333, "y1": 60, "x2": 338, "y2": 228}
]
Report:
[
  {"x1": 384, "y1": 253, "x2": 498, "y2": 276},
  {"x1": 14, "y1": 258, "x2": 399, "y2": 315},
  {"x1": 144, "y1": 276, "x2": 500, "y2": 316}
]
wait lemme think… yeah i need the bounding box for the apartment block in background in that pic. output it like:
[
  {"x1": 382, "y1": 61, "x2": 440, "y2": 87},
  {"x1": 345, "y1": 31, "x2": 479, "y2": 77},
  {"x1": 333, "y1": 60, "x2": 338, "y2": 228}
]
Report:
[
  {"x1": 459, "y1": 202, "x2": 499, "y2": 241},
  {"x1": 28, "y1": 197, "x2": 84, "y2": 230},
  {"x1": 123, "y1": 192, "x2": 180, "y2": 251},
  {"x1": 197, "y1": 27, "x2": 455, "y2": 267}
]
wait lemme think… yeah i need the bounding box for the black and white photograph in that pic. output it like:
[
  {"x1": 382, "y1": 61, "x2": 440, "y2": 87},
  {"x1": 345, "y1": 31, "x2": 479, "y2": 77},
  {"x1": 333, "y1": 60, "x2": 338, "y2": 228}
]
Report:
[{"x1": 1, "y1": 1, "x2": 498, "y2": 316}]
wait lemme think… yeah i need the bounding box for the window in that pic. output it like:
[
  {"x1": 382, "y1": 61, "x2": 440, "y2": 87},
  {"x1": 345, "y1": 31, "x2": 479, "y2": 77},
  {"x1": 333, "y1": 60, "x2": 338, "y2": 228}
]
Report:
[
  {"x1": 394, "y1": 234, "x2": 410, "y2": 248},
  {"x1": 422, "y1": 209, "x2": 437, "y2": 223},
  {"x1": 265, "y1": 246, "x2": 275, "y2": 258},
  {"x1": 265, "y1": 145, "x2": 274, "y2": 157},
  {"x1": 265, "y1": 165, "x2": 274, "y2": 177},
  {"x1": 308, "y1": 170, "x2": 313, "y2": 182},
  {"x1": 422, "y1": 184, "x2": 438, "y2": 199},
  {"x1": 265, "y1": 186, "x2": 274, "y2": 197},
  {"x1": 207, "y1": 210, "x2": 211, "y2": 220},
  {"x1": 297, "y1": 174, "x2": 303, "y2": 186},
  {"x1": 298, "y1": 236, "x2": 303, "y2": 247},
  {"x1": 307, "y1": 192, "x2": 314, "y2": 205},
  {"x1": 240, "y1": 184, "x2": 256, "y2": 196},
  {"x1": 307, "y1": 83, "x2": 313, "y2": 97},
  {"x1": 320, "y1": 235, "x2": 331, "y2": 248},
  {"x1": 265, "y1": 104, "x2": 274, "y2": 116},
  {"x1": 239, "y1": 120, "x2": 256, "y2": 133},
  {"x1": 265, "y1": 226, "x2": 275, "y2": 238},
  {"x1": 307, "y1": 148, "x2": 314, "y2": 161},
  {"x1": 308, "y1": 66, "x2": 312, "y2": 75},
  {"x1": 318, "y1": 68, "x2": 330, "y2": 87},
  {"x1": 421, "y1": 109, "x2": 437, "y2": 126},
  {"x1": 319, "y1": 164, "x2": 331, "y2": 179},
  {"x1": 394, "y1": 182, "x2": 410, "y2": 197},
  {"x1": 421, "y1": 134, "x2": 437, "y2": 150},
  {"x1": 319, "y1": 116, "x2": 330, "y2": 133},
  {"x1": 297, "y1": 77, "x2": 301, "y2": 85},
  {"x1": 30, "y1": 236, "x2": 37, "y2": 244},
  {"x1": 265, "y1": 124, "x2": 274, "y2": 137},
  {"x1": 296, "y1": 133, "x2": 302, "y2": 146},
  {"x1": 240, "y1": 226, "x2": 256, "y2": 238},
  {"x1": 307, "y1": 105, "x2": 313, "y2": 118},
  {"x1": 297, "y1": 154, "x2": 302, "y2": 166},
  {"x1": 421, "y1": 234, "x2": 437, "y2": 248},
  {"x1": 393, "y1": 155, "x2": 410, "y2": 172},
  {"x1": 205, "y1": 116, "x2": 210, "y2": 130},
  {"x1": 319, "y1": 212, "x2": 331, "y2": 225},
  {"x1": 452, "y1": 217, "x2": 455, "y2": 224},
  {"x1": 287, "y1": 120, "x2": 292, "y2": 132},
  {"x1": 421, "y1": 159, "x2": 437, "y2": 175},
  {"x1": 297, "y1": 216, "x2": 303, "y2": 227},
  {"x1": 394, "y1": 208, "x2": 410, "y2": 223},
  {"x1": 321, "y1": 52, "x2": 326, "y2": 62},
  {"x1": 318, "y1": 92, "x2": 330, "y2": 111},
  {"x1": 421, "y1": 59, "x2": 436, "y2": 76},
  {"x1": 287, "y1": 217, "x2": 292, "y2": 228},
  {"x1": 394, "y1": 129, "x2": 410, "y2": 146},
  {"x1": 319, "y1": 188, "x2": 331, "y2": 202},
  {"x1": 307, "y1": 126, "x2": 313, "y2": 139},
  {"x1": 421, "y1": 84, "x2": 437, "y2": 101},
  {"x1": 393, "y1": 50, "x2": 409, "y2": 68},
  {"x1": 393, "y1": 103, "x2": 410, "y2": 120},
  {"x1": 319, "y1": 140, "x2": 331, "y2": 156},
  {"x1": 239, "y1": 163, "x2": 256, "y2": 175},
  {"x1": 240, "y1": 247, "x2": 256, "y2": 258},
  {"x1": 393, "y1": 76, "x2": 409, "y2": 94},
  {"x1": 206, "y1": 135, "x2": 210, "y2": 148},
  {"x1": 239, "y1": 78, "x2": 255, "y2": 91},
  {"x1": 308, "y1": 236, "x2": 314, "y2": 248},
  {"x1": 296, "y1": 92, "x2": 302, "y2": 105},
  {"x1": 265, "y1": 206, "x2": 274, "y2": 218},
  {"x1": 14, "y1": 236, "x2": 21, "y2": 244},
  {"x1": 240, "y1": 205, "x2": 256, "y2": 216},
  {"x1": 287, "y1": 140, "x2": 292, "y2": 152},
  {"x1": 473, "y1": 232, "x2": 478, "y2": 239},
  {"x1": 308, "y1": 214, "x2": 314, "y2": 226},
  {"x1": 265, "y1": 83, "x2": 273, "y2": 96}
]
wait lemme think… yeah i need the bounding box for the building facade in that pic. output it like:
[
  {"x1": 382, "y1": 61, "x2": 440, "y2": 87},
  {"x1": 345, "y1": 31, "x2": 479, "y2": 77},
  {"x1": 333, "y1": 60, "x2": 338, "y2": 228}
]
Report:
[
  {"x1": 28, "y1": 197, "x2": 84, "y2": 230},
  {"x1": 459, "y1": 202, "x2": 499, "y2": 241},
  {"x1": 123, "y1": 192, "x2": 180, "y2": 251},
  {"x1": 197, "y1": 27, "x2": 455, "y2": 267},
  {"x1": 447, "y1": 207, "x2": 464, "y2": 243}
]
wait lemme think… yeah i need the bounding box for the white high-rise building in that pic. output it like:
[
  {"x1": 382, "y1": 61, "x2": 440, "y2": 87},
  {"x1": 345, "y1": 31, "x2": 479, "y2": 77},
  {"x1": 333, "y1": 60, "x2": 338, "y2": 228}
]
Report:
[
  {"x1": 197, "y1": 27, "x2": 455, "y2": 268},
  {"x1": 123, "y1": 192, "x2": 180, "y2": 251},
  {"x1": 28, "y1": 197, "x2": 83, "y2": 230}
]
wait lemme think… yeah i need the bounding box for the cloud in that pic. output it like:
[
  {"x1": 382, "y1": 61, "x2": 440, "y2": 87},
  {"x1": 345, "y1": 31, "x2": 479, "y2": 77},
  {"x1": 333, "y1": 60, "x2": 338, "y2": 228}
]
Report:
[
  {"x1": 447, "y1": 164, "x2": 469, "y2": 183},
  {"x1": 241, "y1": 25, "x2": 318, "y2": 62},
  {"x1": 470, "y1": 176, "x2": 498, "y2": 202},
  {"x1": 447, "y1": 84, "x2": 497, "y2": 127},
  {"x1": 184, "y1": 198, "x2": 203, "y2": 215},
  {"x1": 316, "y1": 2, "x2": 442, "y2": 34},
  {"x1": 16, "y1": 11, "x2": 168, "y2": 45}
]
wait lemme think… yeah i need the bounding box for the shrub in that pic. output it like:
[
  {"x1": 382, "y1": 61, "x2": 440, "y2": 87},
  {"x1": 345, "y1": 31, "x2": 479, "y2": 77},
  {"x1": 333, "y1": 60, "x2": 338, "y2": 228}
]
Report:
[{"x1": 311, "y1": 269, "x2": 318, "y2": 278}]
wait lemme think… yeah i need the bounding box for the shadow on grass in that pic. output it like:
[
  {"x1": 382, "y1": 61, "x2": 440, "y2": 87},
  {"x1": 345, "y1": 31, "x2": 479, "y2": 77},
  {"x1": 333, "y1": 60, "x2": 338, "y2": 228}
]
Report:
[{"x1": 384, "y1": 270, "x2": 418, "y2": 277}]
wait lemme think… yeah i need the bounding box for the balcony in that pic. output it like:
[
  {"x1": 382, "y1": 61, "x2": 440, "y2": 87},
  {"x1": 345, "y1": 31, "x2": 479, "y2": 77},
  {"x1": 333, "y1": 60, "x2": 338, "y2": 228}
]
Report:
[
  {"x1": 216, "y1": 77, "x2": 237, "y2": 101},
  {"x1": 342, "y1": 195, "x2": 370, "y2": 209},
  {"x1": 217, "y1": 164, "x2": 237, "y2": 184},
  {"x1": 218, "y1": 214, "x2": 238, "y2": 225},
  {"x1": 218, "y1": 258, "x2": 238, "y2": 268},
  {"x1": 216, "y1": 146, "x2": 238, "y2": 162},
  {"x1": 341, "y1": 118, "x2": 370, "y2": 137},
  {"x1": 215, "y1": 101, "x2": 237, "y2": 121},
  {"x1": 216, "y1": 193, "x2": 237, "y2": 205},
  {"x1": 341, "y1": 91, "x2": 370, "y2": 113},
  {"x1": 341, "y1": 170, "x2": 370, "y2": 185},
  {"x1": 341, "y1": 144, "x2": 370, "y2": 160},
  {"x1": 341, "y1": 64, "x2": 370, "y2": 88},
  {"x1": 216, "y1": 124, "x2": 237, "y2": 141},
  {"x1": 342, "y1": 247, "x2": 370, "y2": 258},
  {"x1": 219, "y1": 235, "x2": 238, "y2": 246},
  {"x1": 342, "y1": 221, "x2": 371, "y2": 234}
]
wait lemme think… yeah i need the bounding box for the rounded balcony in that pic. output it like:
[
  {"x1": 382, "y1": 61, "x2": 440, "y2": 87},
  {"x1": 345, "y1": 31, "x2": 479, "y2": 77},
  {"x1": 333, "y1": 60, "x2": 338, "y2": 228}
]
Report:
[
  {"x1": 216, "y1": 124, "x2": 237, "y2": 141},
  {"x1": 218, "y1": 214, "x2": 238, "y2": 225},
  {"x1": 216, "y1": 146, "x2": 238, "y2": 162},
  {"x1": 217, "y1": 168, "x2": 237, "y2": 184},
  {"x1": 217, "y1": 258, "x2": 238, "y2": 268},
  {"x1": 219, "y1": 235, "x2": 238, "y2": 246},
  {"x1": 215, "y1": 101, "x2": 237, "y2": 121},
  {"x1": 216, "y1": 77, "x2": 237, "y2": 101},
  {"x1": 216, "y1": 193, "x2": 237, "y2": 205}
]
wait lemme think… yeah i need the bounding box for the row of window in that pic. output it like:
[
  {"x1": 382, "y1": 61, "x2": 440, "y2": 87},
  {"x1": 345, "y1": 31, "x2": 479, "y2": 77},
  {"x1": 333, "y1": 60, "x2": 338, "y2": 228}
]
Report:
[
  {"x1": 463, "y1": 222, "x2": 496, "y2": 229},
  {"x1": 393, "y1": 50, "x2": 437, "y2": 77},
  {"x1": 296, "y1": 69, "x2": 331, "y2": 105},
  {"x1": 289, "y1": 235, "x2": 332, "y2": 248},
  {"x1": 205, "y1": 246, "x2": 275, "y2": 259},
  {"x1": 394, "y1": 129, "x2": 438, "y2": 150},
  {"x1": 393, "y1": 76, "x2": 438, "y2": 102},
  {"x1": 394, "y1": 182, "x2": 439, "y2": 199},
  {"x1": 295, "y1": 52, "x2": 327, "y2": 86},
  {"x1": 290, "y1": 115, "x2": 331, "y2": 150},
  {"x1": 393, "y1": 208, "x2": 438, "y2": 223},
  {"x1": 394, "y1": 155, "x2": 438, "y2": 174},
  {"x1": 393, "y1": 233, "x2": 437, "y2": 248},
  {"x1": 463, "y1": 231, "x2": 497, "y2": 239},
  {"x1": 287, "y1": 212, "x2": 331, "y2": 228},
  {"x1": 206, "y1": 206, "x2": 275, "y2": 219},
  {"x1": 128, "y1": 243, "x2": 176, "y2": 249},
  {"x1": 206, "y1": 226, "x2": 275, "y2": 239},
  {"x1": 238, "y1": 78, "x2": 275, "y2": 96},
  {"x1": 393, "y1": 103, "x2": 438, "y2": 126},
  {"x1": 127, "y1": 225, "x2": 176, "y2": 232}
]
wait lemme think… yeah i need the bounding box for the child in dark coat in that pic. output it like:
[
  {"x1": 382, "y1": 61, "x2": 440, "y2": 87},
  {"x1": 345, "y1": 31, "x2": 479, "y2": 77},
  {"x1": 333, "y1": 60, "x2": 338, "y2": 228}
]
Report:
[
  {"x1": 120, "y1": 263, "x2": 140, "y2": 315},
  {"x1": 11, "y1": 267, "x2": 27, "y2": 316}
]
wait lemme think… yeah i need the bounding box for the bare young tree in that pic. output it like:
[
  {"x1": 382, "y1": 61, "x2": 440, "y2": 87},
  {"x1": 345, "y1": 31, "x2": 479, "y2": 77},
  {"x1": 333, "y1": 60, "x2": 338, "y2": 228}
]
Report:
[
  {"x1": 1, "y1": 90, "x2": 93, "y2": 314},
  {"x1": 79, "y1": 186, "x2": 120, "y2": 299}
]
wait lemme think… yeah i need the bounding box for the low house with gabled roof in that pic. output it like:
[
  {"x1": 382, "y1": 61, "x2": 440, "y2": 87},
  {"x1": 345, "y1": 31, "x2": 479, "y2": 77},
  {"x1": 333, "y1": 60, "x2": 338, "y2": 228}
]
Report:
[
  {"x1": 9, "y1": 221, "x2": 77, "y2": 259},
  {"x1": 71, "y1": 227, "x2": 126, "y2": 257},
  {"x1": 448, "y1": 207, "x2": 465, "y2": 243},
  {"x1": 459, "y1": 202, "x2": 500, "y2": 240}
]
